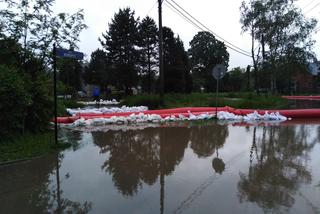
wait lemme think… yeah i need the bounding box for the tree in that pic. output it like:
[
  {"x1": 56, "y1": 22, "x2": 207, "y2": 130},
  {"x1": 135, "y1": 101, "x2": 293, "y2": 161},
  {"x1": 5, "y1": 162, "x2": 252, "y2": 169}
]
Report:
[
  {"x1": 0, "y1": 65, "x2": 30, "y2": 137},
  {"x1": 189, "y1": 31, "x2": 229, "y2": 92},
  {"x1": 58, "y1": 58, "x2": 82, "y2": 91},
  {"x1": 100, "y1": 8, "x2": 140, "y2": 94},
  {"x1": 138, "y1": 16, "x2": 158, "y2": 93},
  {"x1": 83, "y1": 49, "x2": 111, "y2": 89},
  {"x1": 163, "y1": 27, "x2": 191, "y2": 93},
  {"x1": 240, "y1": 0, "x2": 317, "y2": 93},
  {"x1": 0, "y1": 38, "x2": 22, "y2": 67},
  {"x1": 0, "y1": 0, "x2": 87, "y2": 135},
  {"x1": 223, "y1": 67, "x2": 246, "y2": 92},
  {"x1": 0, "y1": 0, "x2": 87, "y2": 64}
]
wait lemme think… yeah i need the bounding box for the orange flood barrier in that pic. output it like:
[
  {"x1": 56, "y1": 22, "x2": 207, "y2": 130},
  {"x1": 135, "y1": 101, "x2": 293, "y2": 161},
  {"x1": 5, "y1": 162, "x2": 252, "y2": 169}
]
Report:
[{"x1": 55, "y1": 106, "x2": 320, "y2": 124}]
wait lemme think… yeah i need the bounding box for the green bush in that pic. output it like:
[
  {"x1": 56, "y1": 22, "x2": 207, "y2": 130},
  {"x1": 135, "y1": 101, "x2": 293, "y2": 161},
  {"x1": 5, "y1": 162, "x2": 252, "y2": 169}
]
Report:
[
  {"x1": 0, "y1": 65, "x2": 31, "y2": 139},
  {"x1": 122, "y1": 94, "x2": 162, "y2": 109},
  {"x1": 122, "y1": 93, "x2": 288, "y2": 110},
  {"x1": 57, "y1": 99, "x2": 85, "y2": 116},
  {"x1": 24, "y1": 71, "x2": 53, "y2": 133}
]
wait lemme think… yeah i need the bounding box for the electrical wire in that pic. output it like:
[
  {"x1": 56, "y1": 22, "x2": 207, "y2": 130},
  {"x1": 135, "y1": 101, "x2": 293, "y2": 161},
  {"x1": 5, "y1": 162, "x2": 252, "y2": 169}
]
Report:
[
  {"x1": 302, "y1": 0, "x2": 317, "y2": 10},
  {"x1": 163, "y1": 1, "x2": 203, "y2": 31},
  {"x1": 163, "y1": 0, "x2": 251, "y2": 57},
  {"x1": 305, "y1": 1, "x2": 320, "y2": 14},
  {"x1": 146, "y1": 0, "x2": 158, "y2": 16},
  {"x1": 167, "y1": 0, "x2": 252, "y2": 56},
  {"x1": 314, "y1": 26, "x2": 320, "y2": 32}
]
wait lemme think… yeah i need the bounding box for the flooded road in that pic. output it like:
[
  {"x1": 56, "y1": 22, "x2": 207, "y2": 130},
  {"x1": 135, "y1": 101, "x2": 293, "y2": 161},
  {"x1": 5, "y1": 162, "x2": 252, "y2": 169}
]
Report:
[{"x1": 1, "y1": 121, "x2": 320, "y2": 213}]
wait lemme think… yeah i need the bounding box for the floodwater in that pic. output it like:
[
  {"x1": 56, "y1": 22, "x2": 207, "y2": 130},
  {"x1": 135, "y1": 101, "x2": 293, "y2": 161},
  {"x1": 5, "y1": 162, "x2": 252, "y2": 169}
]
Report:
[{"x1": 1, "y1": 121, "x2": 320, "y2": 214}]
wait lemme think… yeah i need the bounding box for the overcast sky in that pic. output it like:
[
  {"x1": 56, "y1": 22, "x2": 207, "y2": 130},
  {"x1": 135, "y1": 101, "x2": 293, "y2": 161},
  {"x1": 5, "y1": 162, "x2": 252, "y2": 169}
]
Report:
[{"x1": 53, "y1": 0, "x2": 320, "y2": 69}]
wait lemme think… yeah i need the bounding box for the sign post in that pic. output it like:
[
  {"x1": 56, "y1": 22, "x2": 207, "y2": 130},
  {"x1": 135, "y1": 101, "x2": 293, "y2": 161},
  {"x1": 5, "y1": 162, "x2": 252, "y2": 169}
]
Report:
[
  {"x1": 52, "y1": 46, "x2": 84, "y2": 145},
  {"x1": 212, "y1": 64, "x2": 226, "y2": 118},
  {"x1": 53, "y1": 44, "x2": 58, "y2": 145}
]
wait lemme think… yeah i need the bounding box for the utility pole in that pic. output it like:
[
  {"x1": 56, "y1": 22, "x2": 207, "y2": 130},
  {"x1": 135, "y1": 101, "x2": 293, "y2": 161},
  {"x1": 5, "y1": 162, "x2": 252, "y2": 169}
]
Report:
[{"x1": 158, "y1": 0, "x2": 164, "y2": 102}]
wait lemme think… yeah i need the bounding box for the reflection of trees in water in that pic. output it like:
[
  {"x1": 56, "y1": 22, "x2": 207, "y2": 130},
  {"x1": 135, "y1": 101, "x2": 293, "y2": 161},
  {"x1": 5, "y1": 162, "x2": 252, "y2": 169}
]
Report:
[
  {"x1": 238, "y1": 125, "x2": 317, "y2": 213},
  {"x1": 0, "y1": 153, "x2": 92, "y2": 213},
  {"x1": 59, "y1": 129, "x2": 83, "y2": 151},
  {"x1": 93, "y1": 127, "x2": 191, "y2": 197},
  {"x1": 93, "y1": 122, "x2": 230, "y2": 197},
  {"x1": 190, "y1": 123, "x2": 228, "y2": 174},
  {"x1": 190, "y1": 123, "x2": 228, "y2": 158}
]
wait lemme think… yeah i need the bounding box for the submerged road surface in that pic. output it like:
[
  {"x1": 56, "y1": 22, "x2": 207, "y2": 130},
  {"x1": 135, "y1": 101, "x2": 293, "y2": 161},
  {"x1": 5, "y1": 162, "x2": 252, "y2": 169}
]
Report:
[{"x1": 1, "y1": 120, "x2": 320, "y2": 213}]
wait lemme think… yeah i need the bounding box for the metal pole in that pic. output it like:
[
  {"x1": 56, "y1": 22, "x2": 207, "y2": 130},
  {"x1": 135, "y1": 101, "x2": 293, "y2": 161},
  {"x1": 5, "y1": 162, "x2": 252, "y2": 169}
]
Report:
[
  {"x1": 53, "y1": 43, "x2": 58, "y2": 145},
  {"x1": 158, "y1": 0, "x2": 164, "y2": 102},
  {"x1": 55, "y1": 153, "x2": 61, "y2": 212},
  {"x1": 215, "y1": 78, "x2": 219, "y2": 119},
  {"x1": 160, "y1": 136, "x2": 164, "y2": 214}
]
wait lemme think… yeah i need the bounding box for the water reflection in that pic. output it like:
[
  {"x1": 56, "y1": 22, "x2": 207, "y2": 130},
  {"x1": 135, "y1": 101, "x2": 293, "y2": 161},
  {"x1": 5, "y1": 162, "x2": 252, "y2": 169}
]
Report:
[
  {"x1": 59, "y1": 130, "x2": 84, "y2": 151},
  {"x1": 238, "y1": 125, "x2": 317, "y2": 213},
  {"x1": 2, "y1": 121, "x2": 320, "y2": 213},
  {"x1": 190, "y1": 123, "x2": 228, "y2": 158},
  {"x1": 0, "y1": 153, "x2": 92, "y2": 213},
  {"x1": 92, "y1": 122, "x2": 229, "y2": 198}
]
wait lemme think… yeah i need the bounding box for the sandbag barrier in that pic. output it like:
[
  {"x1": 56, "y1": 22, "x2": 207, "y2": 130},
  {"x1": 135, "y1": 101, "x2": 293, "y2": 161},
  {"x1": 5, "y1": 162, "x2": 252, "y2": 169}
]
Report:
[{"x1": 54, "y1": 105, "x2": 320, "y2": 127}]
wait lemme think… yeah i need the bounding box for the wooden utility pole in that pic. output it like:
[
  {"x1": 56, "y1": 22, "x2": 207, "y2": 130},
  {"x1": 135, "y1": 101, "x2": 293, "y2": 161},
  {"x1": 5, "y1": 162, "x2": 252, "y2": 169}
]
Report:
[{"x1": 158, "y1": 0, "x2": 164, "y2": 101}]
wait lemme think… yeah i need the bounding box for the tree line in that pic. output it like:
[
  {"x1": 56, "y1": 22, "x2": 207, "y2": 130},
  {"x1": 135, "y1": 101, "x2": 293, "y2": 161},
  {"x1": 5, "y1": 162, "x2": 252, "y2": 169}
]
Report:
[
  {"x1": 82, "y1": 1, "x2": 318, "y2": 96},
  {"x1": 240, "y1": 0, "x2": 318, "y2": 94},
  {"x1": 83, "y1": 7, "x2": 229, "y2": 95},
  {"x1": 0, "y1": 0, "x2": 86, "y2": 138},
  {"x1": 0, "y1": 0, "x2": 319, "y2": 138}
]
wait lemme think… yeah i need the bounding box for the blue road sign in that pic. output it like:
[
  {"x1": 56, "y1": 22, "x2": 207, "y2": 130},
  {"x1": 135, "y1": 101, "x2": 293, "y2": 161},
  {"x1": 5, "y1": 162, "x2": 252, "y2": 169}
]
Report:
[{"x1": 56, "y1": 48, "x2": 84, "y2": 60}]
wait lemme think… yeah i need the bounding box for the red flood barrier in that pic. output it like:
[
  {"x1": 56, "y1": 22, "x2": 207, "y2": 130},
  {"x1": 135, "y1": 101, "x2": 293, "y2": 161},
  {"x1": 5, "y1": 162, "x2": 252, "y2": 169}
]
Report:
[{"x1": 75, "y1": 107, "x2": 227, "y2": 117}]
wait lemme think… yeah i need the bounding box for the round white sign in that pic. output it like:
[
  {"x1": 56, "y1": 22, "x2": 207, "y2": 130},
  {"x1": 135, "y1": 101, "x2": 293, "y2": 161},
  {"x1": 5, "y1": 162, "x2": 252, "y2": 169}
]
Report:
[{"x1": 212, "y1": 64, "x2": 226, "y2": 80}]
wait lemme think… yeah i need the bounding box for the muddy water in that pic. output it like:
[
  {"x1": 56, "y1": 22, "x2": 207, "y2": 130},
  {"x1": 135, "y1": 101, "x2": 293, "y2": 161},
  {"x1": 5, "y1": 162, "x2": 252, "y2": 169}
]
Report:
[{"x1": 1, "y1": 121, "x2": 320, "y2": 214}]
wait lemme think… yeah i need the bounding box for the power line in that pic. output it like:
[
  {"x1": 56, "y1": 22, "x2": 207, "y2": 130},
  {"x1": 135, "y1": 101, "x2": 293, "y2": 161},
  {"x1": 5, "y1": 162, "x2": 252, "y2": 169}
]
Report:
[
  {"x1": 302, "y1": 0, "x2": 318, "y2": 10},
  {"x1": 163, "y1": 0, "x2": 249, "y2": 58},
  {"x1": 163, "y1": 1, "x2": 207, "y2": 33},
  {"x1": 146, "y1": 1, "x2": 158, "y2": 16},
  {"x1": 163, "y1": 0, "x2": 251, "y2": 57},
  {"x1": 164, "y1": 2, "x2": 251, "y2": 58},
  {"x1": 305, "y1": 1, "x2": 320, "y2": 14},
  {"x1": 167, "y1": 0, "x2": 252, "y2": 56}
]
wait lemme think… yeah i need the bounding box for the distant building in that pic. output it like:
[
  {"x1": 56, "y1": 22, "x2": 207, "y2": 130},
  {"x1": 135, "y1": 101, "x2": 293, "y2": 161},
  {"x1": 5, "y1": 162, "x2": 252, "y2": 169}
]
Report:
[
  {"x1": 292, "y1": 62, "x2": 320, "y2": 93},
  {"x1": 292, "y1": 71, "x2": 314, "y2": 93}
]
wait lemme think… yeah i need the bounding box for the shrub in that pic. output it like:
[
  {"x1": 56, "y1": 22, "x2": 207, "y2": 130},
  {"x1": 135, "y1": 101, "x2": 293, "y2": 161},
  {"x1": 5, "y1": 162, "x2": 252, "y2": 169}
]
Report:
[
  {"x1": 24, "y1": 71, "x2": 53, "y2": 133},
  {"x1": 122, "y1": 94, "x2": 162, "y2": 109},
  {"x1": 0, "y1": 65, "x2": 31, "y2": 139}
]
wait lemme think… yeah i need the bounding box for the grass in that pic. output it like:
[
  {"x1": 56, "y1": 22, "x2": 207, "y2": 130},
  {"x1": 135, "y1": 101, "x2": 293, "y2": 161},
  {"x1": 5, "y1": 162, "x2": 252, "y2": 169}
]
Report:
[
  {"x1": 57, "y1": 99, "x2": 85, "y2": 116},
  {"x1": 0, "y1": 132, "x2": 71, "y2": 163},
  {"x1": 121, "y1": 92, "x2": 288, "y2": 110}
]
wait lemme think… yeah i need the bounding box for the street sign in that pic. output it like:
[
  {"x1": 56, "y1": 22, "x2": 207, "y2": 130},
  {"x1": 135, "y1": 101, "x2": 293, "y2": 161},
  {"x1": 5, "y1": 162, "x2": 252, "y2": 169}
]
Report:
[
  {"x1": 52, "y1": 45, "x2": 84, "y2": 145},
  {"x1": 212, "y1": 64, "x2": 226, "y2": 118},
  {"x1": 56, "y1": 48, "x2": 84, "y2": 60},
  {"x1": 212, "y1": 64, "x2": 226, "y2": 80}
]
